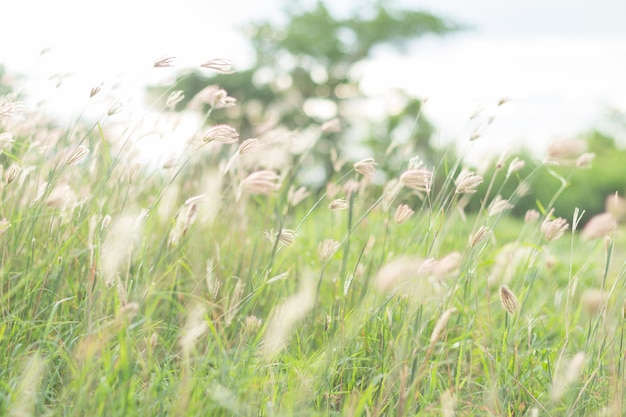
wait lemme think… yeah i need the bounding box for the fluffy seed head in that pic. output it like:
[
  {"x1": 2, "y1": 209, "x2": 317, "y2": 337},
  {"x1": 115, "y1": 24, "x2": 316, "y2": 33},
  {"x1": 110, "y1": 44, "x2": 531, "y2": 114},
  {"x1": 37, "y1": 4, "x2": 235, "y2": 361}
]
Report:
[
  {"x1": 394, "y1": 204, "x2": 414, "y2": 224},
  {"x1": 400, "y1": 169, "x2": 432, "y2": 193},
  {"x1": 329, "y1": 198, "x2": 350, "y2": 210},
  {"x1": 488, "y1": 195, "x2": 513, "y2": 217},
  {"x1": 287, "y1": 185, "x2": 310, "y2": 207},
  {"x1": 581, "y1": 212, "x2": 617, "y2": 240},
  {"x1": 153, "y1": 56, "x2": 176, "y2": 67},
  {"x1": 576, "y1": 152, "x2": 595, "y2": 168},
  {"x1": 200, "y1": 58, "x2": 234, "y2": 74},
  {"x1": 581, "y1": 289, "x2": 608, "y2": 315},
  {"x1": 318, "y1": 239, "x2": 341, "y2": 261},
  {"x1": 65, "y1": 145, "x2": 89, "y2": 166},
  {"x1": 265, "y1": 229, "x2": 297, "y2": 246},
  {"x1": 353, "y1": 158, "x2": 377, "y2": 179},
  {"x1": 507, "y1": 157, "x2": 526, "y2": 177},
  {"x1": 499, "y1": 285, "x2": 520, "y2": 314},
  {"x1": 238, "y1": 138, "x2": 261, "y2": 155},
  {"x1": 202, "y1": 124, "x2": 239, "y2": 144},
  {"x1": 541, "y1": 211, "x2": 569, "y2": 241},
  {"x1": 240, "y1": 170, "x2": 281, "y2": 196},
  {"x1": 455, "y1": 169, "x2": 483, "y2": 194},
  {"x1": 166, "y1": 90, "x2": 185, "y2": 110},
  {"x1": 525, "y1": 209, "x2": 540, "y2": 223},
  {"x1": 469, "y1": 226, "x2": 492, "y2": 247}
]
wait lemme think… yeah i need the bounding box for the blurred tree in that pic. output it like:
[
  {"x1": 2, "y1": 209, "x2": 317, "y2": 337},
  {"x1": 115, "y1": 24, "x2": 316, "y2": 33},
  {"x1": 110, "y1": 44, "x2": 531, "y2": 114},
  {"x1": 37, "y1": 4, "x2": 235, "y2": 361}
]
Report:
[{"x1": 150, "y1": 0, "x2": 460, "y2": 183}]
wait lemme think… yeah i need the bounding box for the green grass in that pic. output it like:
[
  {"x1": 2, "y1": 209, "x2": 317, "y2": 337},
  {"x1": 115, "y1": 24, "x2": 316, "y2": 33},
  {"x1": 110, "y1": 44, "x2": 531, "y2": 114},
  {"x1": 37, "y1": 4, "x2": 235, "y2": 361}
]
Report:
[{"x1": 1, "y1": 86, "x2": 626, "y2": 417}]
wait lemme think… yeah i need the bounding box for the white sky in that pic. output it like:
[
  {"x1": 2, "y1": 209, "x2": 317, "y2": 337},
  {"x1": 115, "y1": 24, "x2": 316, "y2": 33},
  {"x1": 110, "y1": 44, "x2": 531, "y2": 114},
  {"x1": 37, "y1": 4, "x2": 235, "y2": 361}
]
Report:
[{"x1": 2, "y1": 0, "x2": 626, "y2": 165}]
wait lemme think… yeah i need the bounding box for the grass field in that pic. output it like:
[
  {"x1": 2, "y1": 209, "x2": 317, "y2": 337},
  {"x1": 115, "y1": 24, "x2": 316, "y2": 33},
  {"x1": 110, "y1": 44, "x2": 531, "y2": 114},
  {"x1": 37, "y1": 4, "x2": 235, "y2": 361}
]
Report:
[{"x1": 1, "y1": 74, "x2": 625, "y2": 417}]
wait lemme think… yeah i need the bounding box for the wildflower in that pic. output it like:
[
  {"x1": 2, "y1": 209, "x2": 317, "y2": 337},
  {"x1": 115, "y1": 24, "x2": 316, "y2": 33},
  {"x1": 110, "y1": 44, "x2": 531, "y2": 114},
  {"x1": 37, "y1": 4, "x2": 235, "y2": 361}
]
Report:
[
  {"x1": 166, "y1": 90, "x2": 185, "y2": 110},
  {"x1": 354, "y1": 158, "x2": 377, "y2": 179},
  {"x1": 240, "y1": 170, "x2": 281, "y2": 196},
  {"x1": 202, "y1": 124, "x2": 239, "y2": 144},
  {"x1": 65, "y1": 145, "x2": 89, "y2": 166},
  {"x1": 470, "y1": 226, "x2": 492, "y2": 247},
  {"x1": 318, "y1": 239, "x2": 341, "y2": 261},
  {"x1": 487, "y1": 195, "x2": 513, "y2": 217},
  {"x1": 200, "y1": 58, "x2": 234, "y2": 74},
  {"x1": 400, "y1": 169, "x2": 432, "y2": 193},
  {"x1": 153, "y1": 56, "x2": 176, "y2": 67},
  {"x1": 524, "y1": 209, "x2": 540, "y2": 223},
  {"x1": 499, "y1": 285, "x2": 519, "y2": 314},
  {"x1": 541, "y1": 211, "x2": 569, "y2": 241},
  {"x1": 455, "y1": 169, "x2": 483, "y2": 194},
  {"x1": 581, "y1": 212, "x2": 617, "y2": 240},
  {"x1": 329, "y1": 197, "x2": 349, "y2": 210},
  {"x1": 394, "y1": 204, "x2": 414, "y2": 224}
]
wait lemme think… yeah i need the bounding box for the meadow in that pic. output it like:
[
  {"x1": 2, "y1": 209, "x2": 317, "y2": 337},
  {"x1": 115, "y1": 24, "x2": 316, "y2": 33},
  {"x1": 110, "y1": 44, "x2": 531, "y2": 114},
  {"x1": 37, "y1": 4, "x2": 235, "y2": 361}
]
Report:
[{"x1": 1, "y1": 59, "x2": 625, "y2": 417}]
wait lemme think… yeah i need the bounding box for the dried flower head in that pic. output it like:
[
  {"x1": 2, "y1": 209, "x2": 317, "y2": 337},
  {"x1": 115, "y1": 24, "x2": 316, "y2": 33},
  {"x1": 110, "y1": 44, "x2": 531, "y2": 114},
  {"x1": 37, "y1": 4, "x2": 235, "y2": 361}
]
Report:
[
  {"x1": 581, "y1": 212, "x2": 617, "y2": 240},
  {"x1": 202, "y1": 124, "x2": 239, "y2": 144},
  {"x1": 499, "y1": 285, "x2": 519, "y2": 314},
  {"x1": 153, "y1": 56, "x2": 176, "y2": 68},
  {"x1": 354, "y1": 158, "x2": 377, "y2": 179},
  {"x1": 400, "y1": 169, "x2": 432, "y2": 193},
  {"x1": 240, "y1": 170, "x2": 281, "y2": 196},
  {"x1": 541, "y1": 211, "x2": 569, "y2": 241},
  {"x1": 65, "y1": 145, "x2": 89, "y2": 166},
  {"x1": 394, "y1": 204, "x2": 414, "y2": 224},
  {"x1": 487, "y1": 195, "x2": 513, "y2": 217},
  {"x1": 455, "y1": 169, "x2": 483, "y2": 194},
  {"x1": 329, "y1": 197, "x2": 350, "y2": 210},
  {"x1": 200, "y1": 58, "x2": 234, "y2": 74},
  {"x1": 318, "y1": 239, "x2": 341, "y2": 261},
  {"x1": 469, "y1": 226, "x2": 492, "y2": 248}
]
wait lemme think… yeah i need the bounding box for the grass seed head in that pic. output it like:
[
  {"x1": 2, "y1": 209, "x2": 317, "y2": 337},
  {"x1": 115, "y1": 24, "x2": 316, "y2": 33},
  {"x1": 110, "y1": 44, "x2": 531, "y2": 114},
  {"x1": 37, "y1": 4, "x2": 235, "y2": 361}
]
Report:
[
  {"x1": 499, "y1": 285, "x2": 519, "y2": 314},
  {"x1": 581, "y1": 212, "x2": 617, "y2": 240},
  {"x1": 400, "y1": 168, "x2": 432, "y2": 193},
  {"x1": 353, "y1": 157, "x2": 377, "y2": 179},
  {"x1": 541, "y1": 210, "x2": 569, "y2": 241},
  {"x1": 200, "y1": 58, "x2": 235, "y2": 74},
  {"x1": 240, "y1": 170, "x2": 281, "y2": 196},
  {"x1": 394, "y1": 204, "x2": 415, "y2": 224},
  {"x1": 318, "y1": 239, "x2": 341, "y2": 261},
  {"x1": 153, "y1": 56, "x2": 176, "y2": 67},
  {"x1": 202, "y1": 124, "x2": 239, "y2": 144},
  {"x1": 455, "y1": 169, "x2": 483, "y2": 194}
]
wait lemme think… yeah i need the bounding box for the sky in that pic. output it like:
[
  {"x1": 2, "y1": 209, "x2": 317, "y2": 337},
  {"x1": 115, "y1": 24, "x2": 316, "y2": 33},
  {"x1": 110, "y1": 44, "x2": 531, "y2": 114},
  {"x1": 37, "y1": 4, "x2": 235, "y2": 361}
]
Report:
[{"x1": 2, "y1": 0, "x2": 626, "y2": 165}]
